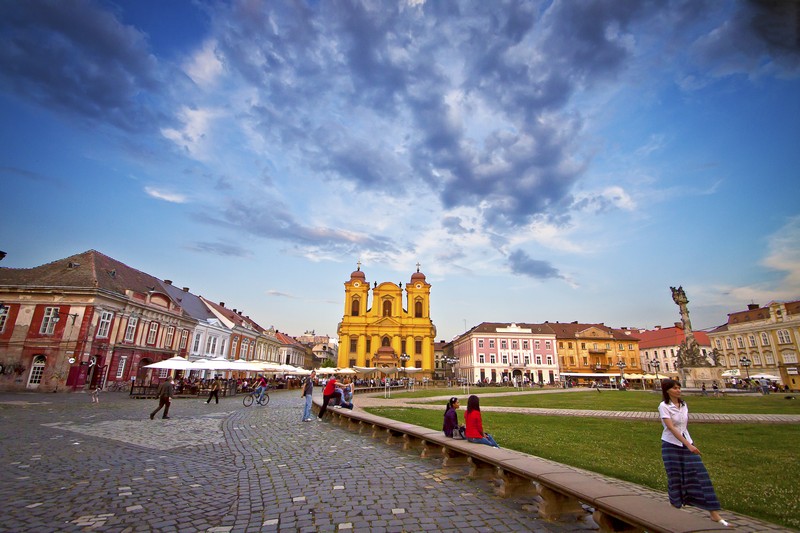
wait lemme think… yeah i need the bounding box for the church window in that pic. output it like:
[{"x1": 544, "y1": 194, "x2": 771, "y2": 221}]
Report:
[
  {"x1": 350, "y1": 338, "x2": 357, "y2": 352},
  {"x1": 383, "y1": 300, "x2": 392, "y2": 316},
  {"x1": 414, "y1": 300, "x2": 422, "y2": 318},
  {"x1": 382, "y1": 337, "x2": 391, "y2": 347},
  {"x1": 366, "y1": 339, "x2": 371, "y2": 353},
  {"x1": 351, "y1": 298, "x2": 360, "y2": 316},
  {"x1": 415, "y1": 340, "x2": 422, "y2": 354}
]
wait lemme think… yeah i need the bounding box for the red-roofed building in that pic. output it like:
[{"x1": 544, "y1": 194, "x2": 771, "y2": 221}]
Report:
[
  {"x1": 708, "y1": 301, "x2": 800, "y2": 390},
  {"x1": 636, "y1": 323, "x2": 712, "y2": 379}
]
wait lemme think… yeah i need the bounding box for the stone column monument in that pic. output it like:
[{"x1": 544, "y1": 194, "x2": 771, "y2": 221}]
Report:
[{"x1": 670, "y1": 286, "x2": 713, "y2": 387}]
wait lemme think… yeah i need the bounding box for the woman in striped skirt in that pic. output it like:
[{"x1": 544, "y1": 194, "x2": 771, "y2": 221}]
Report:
[{"x1": 658, "y1": 378, "x2": 731, "y2": 527}]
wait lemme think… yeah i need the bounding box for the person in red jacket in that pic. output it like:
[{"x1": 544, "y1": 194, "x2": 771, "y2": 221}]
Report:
[
  {"x1": 464, "y1": 394, "x2": 499, "y2": 447},
  {"x1": 317, "y1": 376, "x2": 342, "y2": 420}
]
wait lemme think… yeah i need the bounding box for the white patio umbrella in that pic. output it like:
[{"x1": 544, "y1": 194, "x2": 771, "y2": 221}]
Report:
[
  {"x1": 352, "y1": 366, "x2": 379, "y2": 375},
  {"x1": 143, "y1": 356, "x2": 195, "y2": 370},
  {"x1": 750, "y1": 373, "x2": 781, "y2": 381},
  {"x1": 335, "y1": 367, "x2": 357, "y2": 375},
  {"x1": 315, "y1": 367, "x2": 339, "y2": 375}
]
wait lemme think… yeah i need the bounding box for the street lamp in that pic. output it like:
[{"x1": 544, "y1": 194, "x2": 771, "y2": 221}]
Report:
[
  {"x1": 399, "y1": 353, "x2": 410, "y2": 368},
  {"x1": 651, "y1": 359, "x2": 661, "y2": 388},
  {"x1": 739, "y1": 356, "x2": 751, "y2": 380},
  {"x1": 444, "y1": 356, "x2": 457, "y2": 382},
  {"x1": 617, "y1": 360, "x2": 627, "y2": 389}
]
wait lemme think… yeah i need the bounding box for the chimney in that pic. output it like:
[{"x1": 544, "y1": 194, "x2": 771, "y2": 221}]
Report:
[
  {"x1": 654, "y1": 325, "x2": 661, "y2": 330},
  {"x1": 219, "y1": 302, "x2": 225, "y2": 307},
  {"x1": 674, "y1": 322, "x2": 683, "y2": 329},
  {"x1": 233, "y1": 309, "x2": 238, "y2": 314},
  {"x1": 164, "y1": 280, "x2": 172, "y2": 285},
  {"x1": 182, "y1": 287, "x2": 190, "y2": 292},
  {"x1": 747, "y1": 303, "x2": 760, "y2": 311}
]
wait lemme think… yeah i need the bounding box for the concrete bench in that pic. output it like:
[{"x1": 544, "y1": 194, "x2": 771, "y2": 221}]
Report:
[{"x1": 314, "y1": 399, "x2": 732, "y2": 533}]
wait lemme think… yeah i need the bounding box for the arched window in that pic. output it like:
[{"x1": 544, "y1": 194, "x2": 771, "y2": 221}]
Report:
[
  {"x1": 383, "y1": 300, "x2": 392, "y2": 317},
  {"x1": 351, "y1": 298, "x2": 360, "y2": 316},
  {"x1": 414, "y1": 300, "x2": 423, "y2": 318},
  {"x1": 381, "y1": 336, "x2": 391, "y2": 347},
  {"x1": 27, "y1": 355, "x2": 47, "y2": 389}
]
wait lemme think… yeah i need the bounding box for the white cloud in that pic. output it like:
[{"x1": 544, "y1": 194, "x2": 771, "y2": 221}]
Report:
[
  {"x1": 144, "y1": 186, "x2": 188, "y2": 204},
  {"x1": 161, "y1": 106, "x2": 221, "y2": 162},
  {"x1": 184, "y1": 39, "x2": 224, "y2": 88}
]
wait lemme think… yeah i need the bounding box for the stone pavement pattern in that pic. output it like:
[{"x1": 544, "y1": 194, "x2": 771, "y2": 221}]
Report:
[{"x1": 1, "y1": 390, "x2": 594, "y2": 533}]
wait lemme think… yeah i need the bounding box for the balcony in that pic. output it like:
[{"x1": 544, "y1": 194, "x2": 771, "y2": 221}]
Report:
[{"x1": 588, "y1": 347, "x2": 607, "y2": 354}]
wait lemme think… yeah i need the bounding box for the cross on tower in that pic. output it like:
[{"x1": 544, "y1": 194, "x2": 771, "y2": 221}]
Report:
[
  {"x1": 416, "y1": 262, "x2": 421, "y2": 272},
  {"x1": 357, "y1": 260, "x2": 362, "y2": 271}
]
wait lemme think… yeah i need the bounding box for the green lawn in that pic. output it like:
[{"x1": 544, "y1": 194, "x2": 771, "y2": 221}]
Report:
[
  {"x1": 364, "y1": 406, "x2": 800, "y2": 530},
  {"x1": 407, "y1": 389, "x2": 800, "y2": 415}
]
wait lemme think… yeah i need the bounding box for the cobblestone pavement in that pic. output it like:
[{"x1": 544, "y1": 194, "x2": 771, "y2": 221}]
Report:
[
  {"x1": 0, "y1": 389, "x2": 794, "y2": 533},
  {"x1": 1, "y1": 390, "x2": 596, "y2": 533}
]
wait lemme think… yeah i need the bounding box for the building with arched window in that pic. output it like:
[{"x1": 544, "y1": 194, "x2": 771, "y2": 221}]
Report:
[{"x1": 337, "y1": 264, "x2": 437, "y2": 375}]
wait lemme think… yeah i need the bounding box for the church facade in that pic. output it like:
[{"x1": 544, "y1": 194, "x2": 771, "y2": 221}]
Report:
[{"x1": 337, "y1": 264, "x2": 437, "y2": 375}]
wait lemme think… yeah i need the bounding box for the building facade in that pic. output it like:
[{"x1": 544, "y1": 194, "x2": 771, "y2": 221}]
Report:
[
  {"x1": 708, "y1": 301, "x2": 800, "y2": 390},
  {"x1": 337, "y1": 264, "x2": 437, "y2": 376},
  {"x1": 637, "y1": 323, "x2": 713, "y2": 381},
  {"x1": 451, "y1": 323, "x2": 560, "y2": 385},
  {"x1": 548, "y1": 322, "x2": 641, "y2": 385}
]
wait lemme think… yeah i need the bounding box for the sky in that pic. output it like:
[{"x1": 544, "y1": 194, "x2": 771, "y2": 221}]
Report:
[{"x1": 1, "y1": 0, "x2": 799, "y2": 343}]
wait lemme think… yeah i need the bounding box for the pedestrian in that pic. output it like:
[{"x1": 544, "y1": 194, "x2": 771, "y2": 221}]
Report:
[
  {"x1": 317, "y1": 375, "x2": 341, "y2": 420},
  {"x1": 658, "y1": 378, "x2": 730, "y2": 527},
  {"x1": 443, "y1": 396, "x2": 465, "y2": 439},
  {"x1": 91, "y1": 386, "x2": 100, "y2": 403},
  {"x1": 301, "y1": 370, "x2": 316, "y2": 421},
  {"x1": 464, "y1": 394, "x2": 499, "y2": 447},
  {"x1": 206, "y1": 375, "x2": 222, "y2": 404},
  {"x1": 150, "y1": 378, "x2": 174, "y2": 420}
]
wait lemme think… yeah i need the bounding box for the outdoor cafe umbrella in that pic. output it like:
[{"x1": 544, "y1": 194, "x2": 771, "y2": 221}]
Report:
[
  {"x1": 143, "y1": 356, "x2": 195, "y2": 370},
  {"x1": 315, "y1": 367, "x2": 339, "y2": 375},
  {"x1": 750, "y1": 373, "x2": 781, "y2": 381}
]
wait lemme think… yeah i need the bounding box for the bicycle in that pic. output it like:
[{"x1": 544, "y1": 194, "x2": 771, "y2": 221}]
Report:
[{"x1": 243, "y1": 387, "x2": 270, "y2": 407}]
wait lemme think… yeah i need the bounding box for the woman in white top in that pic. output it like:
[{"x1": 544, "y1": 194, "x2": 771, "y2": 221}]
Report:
[{"x1": 659, "y1": 379, "x2": 730, "y2": 527}]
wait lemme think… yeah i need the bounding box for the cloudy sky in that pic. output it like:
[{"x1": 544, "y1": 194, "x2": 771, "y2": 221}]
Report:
[{"x1": 1, "y1": 0, "x2": 799, "y2": 342}]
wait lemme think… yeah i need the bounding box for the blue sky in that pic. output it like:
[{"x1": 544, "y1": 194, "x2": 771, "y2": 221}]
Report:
[{"x1": 1, "y1": 0, "x2": 799, "y2": 342}]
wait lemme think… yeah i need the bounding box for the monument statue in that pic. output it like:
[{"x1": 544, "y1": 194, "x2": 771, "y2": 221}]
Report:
[{"x1": 670, "y1": 286, "x2": 712, "y2": 369}]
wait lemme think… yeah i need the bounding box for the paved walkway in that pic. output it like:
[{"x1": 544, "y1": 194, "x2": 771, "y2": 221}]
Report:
[
  {"x1": 354, "y1": 389, "x2": 800, "y2": 424},
  {"x1": 0, "y1": 389, "x2": 794, "y2": 532}
]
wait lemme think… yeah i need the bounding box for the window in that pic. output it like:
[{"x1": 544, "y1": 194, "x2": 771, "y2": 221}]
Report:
[
  {"x1": 558, "y1": 341, "x2": 563, "y2": 349},
  {"x1": 777, "y1": 330, "x2": 792, "y2": 344},
  {"x1": 546, "y1": 340, "x2": 552, "y2": 349},
  {"x1": 546, "y1": 356, "x2": 553, "y2": 365},
  {"x1": 116, "y1": 356, "x2": 128, "y2": 379},
  {"x1": 0, "y1": 305, "x2": 8, "y2": 333},
  {"x1": 570, "y1": 356, "x2": 576, "y2": 365},
  {"x1": 725, "y1": 338, "x2": 732, "y2": 349},
  {"x1": 366, "y1": 339, "x2": 371, "y2": 353},
  {"x1": 618, "y1": 343, "x2": 624, "y2": 350},
  {"x1": 715, "y1": 339, "x2": 722, "y2": 349},
  {"x1": 490, "y1": 354, "x2": 496, "y2": 364},
  {"x1": 536, "y1": 355, "x2": 542, "y2": 365},
  {"x1": 765, "y1": 354, "x2": 774, "y2": 365},
  {"x1": 581, "y1": 343, "x2": 586, "y2": 350},
  {"x1": 206, "y1": 336, "x2": 218, "y2": 354},
  {"x1": 761, "y1": 332, "x2": 770, "y2": 346},
  {"x1": 479, "y1": 354, "x2": 485, "y2": 363},
  {"x1": 535, "y1": 340, "x2": 540, "y2": 349},
  {"x1": 523, "y1": 340, "x2": 529, "y2": 349},
  {"x1": 164, "y1": 326, "x2": 175, "y2": 348},
  {"x1": 193, "y1": 333, "x2": 202, "y2": 352},
  {"x1": 512, "y1": 340, "x2": 518, "y2": 349},
  {"x1": 568, "y1": 342, "x2": 573, "y2": 349},
  {"x1": 40, "y1": 307, "x2": 58, "y2": 334},
  {"x1": 501, "y1": 340, "x2": 507, "y2": 349},
  {"x1": 415, "y1": 340, "x2": 422, "y2": 354},
  {"x1": 736, "y1": 337, "x2": 744, "y2": 348},
  {"x1": 97, "y1": 311, "x2": 113, "y2": 338},
  {"x1": 582, "y1": 357, "x2": 588, "y2": 366},
  {"x1": 748, "y1": 335, "x2": 756, "y2": 347},
  {"x1": 478, "y1": 339, "x2": 484, "y2": 348},
  {"x1": 728, "y1": 355, "x2": 736, "y2": 366},
  {"x1": 414, "y1": 300, "x2": 422, "y2": 318},
  {"x1": 783, "y1": 352, "x2": 798, "y2": 364},
  {"x1": 124, "y1": 317, "x2": 138, "y2": 342},
  {"x1": 180, "y1": 330, "x2": 188, "y2": 349},
  {"x1": 524, "y1": 355, "x2": 530, "y2": 364},
  {"x1": 146, "y1": 322, "x2": 159, "y2": 344},
  {"x1": 350, "y1": 338, "x2": 357, "y2": 352},
  {"x1": 670, "y1": 348, "x2": 675, "y2": 356},
  {"x1": 489, "y1": 340, "x2": 495, "y2": 348},
  {"x1": 231, "y1": 337, "x2": 239, "y2": 357},
  {"x1": 593, "y1": 343, "x2": 599, "y2": 350},
  {"x1": 628, "y1": 344, "x2": 633, "y2": 350},
  {"x1": 501, "y1": 354, "x2": 508, "y2": 364},
  {"x1": 351, "y1": 299, "x2": 360, "y2": 316},
  {"x1": 241, "y1": 339, "x2": 249, "y2": 358},
  {"x1": 605, "y1": 343, "x2": 610, "y2": 349},
  {"x1": 382, "y1": 300, "x2": 392, "y2": 317},
  {"x1": 28, "y1": 355, "x2": 47, "y2": 386},
  {"x1": 753, "y1": 354, "x2": 762, "y2": 365}
]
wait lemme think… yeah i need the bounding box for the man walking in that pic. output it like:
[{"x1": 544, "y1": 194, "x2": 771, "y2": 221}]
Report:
[
  {"x1": 150, "y1": 378, "x2": 174, "y2": 419},
  {"x1": 301, "y1": 370, "x2": 316, "y2": 421},
  {"x1": 206, "y1": 375, "x2": 222, "y2": 404}
]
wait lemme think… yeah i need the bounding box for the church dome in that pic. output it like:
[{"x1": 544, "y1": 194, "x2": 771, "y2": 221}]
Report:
[
  {"x1": 350, "y1": 263, "x2": 366, "y2": 281},
  {"x1": 410, "y1": 268, "x2": 426, "y2": 282}
]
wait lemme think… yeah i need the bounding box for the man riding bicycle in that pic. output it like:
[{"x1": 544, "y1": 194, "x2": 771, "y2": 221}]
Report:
[{"x1": 254, "y1": 375, "x2": 268, "y2": 404}]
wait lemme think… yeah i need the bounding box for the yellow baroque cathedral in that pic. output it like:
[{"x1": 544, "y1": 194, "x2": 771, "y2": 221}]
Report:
[{"x1": 337, "y1": 263, "x2": 437, "y2": 375}]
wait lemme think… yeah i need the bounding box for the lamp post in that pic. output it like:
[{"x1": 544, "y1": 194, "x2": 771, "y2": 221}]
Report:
[
  {"x1": 739, "y1": 356, "x2": 751, "y2": 380},
  {"x1": 617, "y1": 360, "x2": 627, "y2": 390},
  {"x1": 444, "y1": 356, "x2": 457, "y2": 385},
  {"x1": 651, "y1": 359, "x2": 661, "y2": 389}
]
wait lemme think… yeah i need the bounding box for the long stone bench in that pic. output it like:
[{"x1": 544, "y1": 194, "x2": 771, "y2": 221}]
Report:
[{"x1": 314, "y1": 399, "x2": 732, "y2": 533}]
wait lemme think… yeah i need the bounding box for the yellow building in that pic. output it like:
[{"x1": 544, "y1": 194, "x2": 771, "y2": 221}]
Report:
[
  {"x1": 548, "y1": 322, "x2": 641, "y2": 386},
  {"x1": 337, "y1": 264, "x2": 437, "y2": 375}
]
